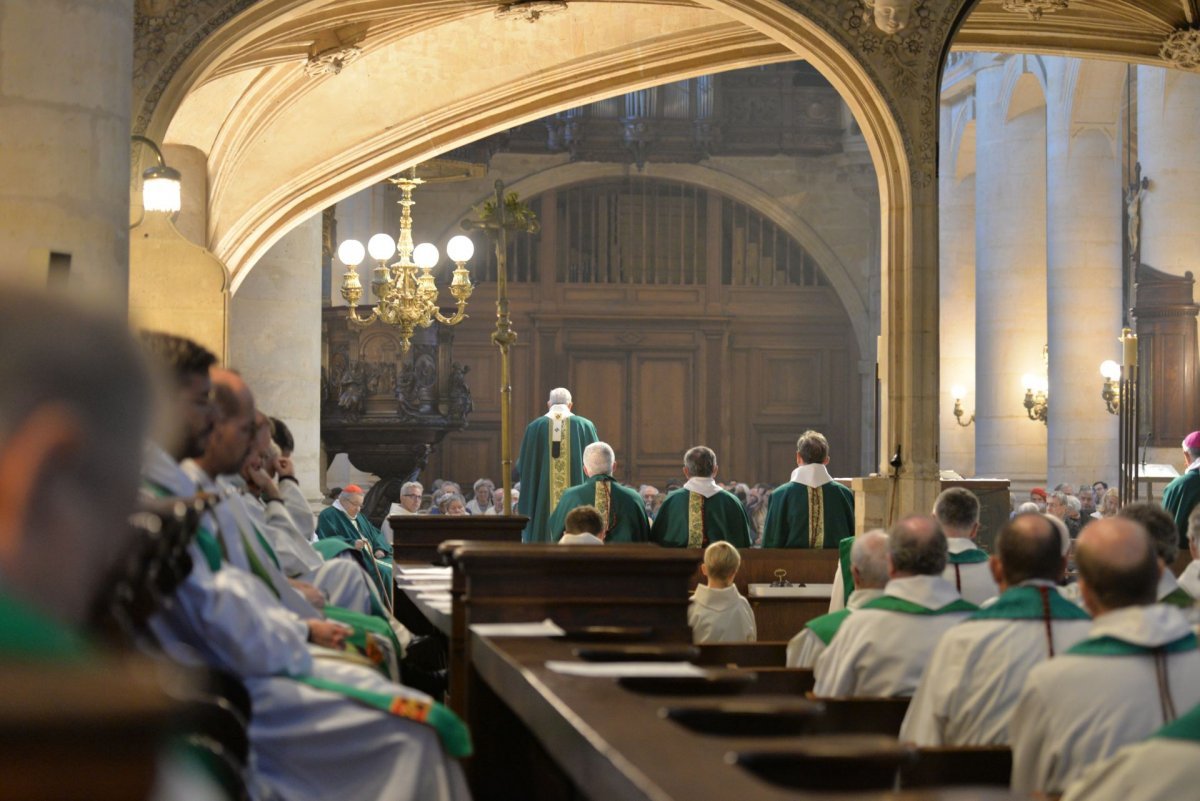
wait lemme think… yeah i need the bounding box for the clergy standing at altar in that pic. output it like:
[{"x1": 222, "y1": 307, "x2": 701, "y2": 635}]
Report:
[
  {"x1": 762, "y1": 430, "x2": 855, "y2": 548},
  {"x1": 515, "y1": 387, "x2": 599, "y2": 542}
]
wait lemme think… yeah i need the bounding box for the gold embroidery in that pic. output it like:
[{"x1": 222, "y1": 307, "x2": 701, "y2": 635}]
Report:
[
  {"x1": 595, "y1": 480, "x2": 612, "y2": 528},
  {"x1": 388, "y1": 696, "x2": 432, "y2": 722},
  {"x1": 548, "y1": 414, "x2": 571, "y2": 511},
  {"x1": 807, "y1": 486, "x2": 824, "y2": 548},
  {"x1": 687, "y1": 492, "x2": 705, "y2": 548}
]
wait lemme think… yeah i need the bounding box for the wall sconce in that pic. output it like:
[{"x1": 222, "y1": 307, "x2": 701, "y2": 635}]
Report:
[
  {"x1": 131, "y1": 135, "x2": 182, "y2": 213},
  {"x1": 1100, "y1": 359, "x2": 1121, "y2": 415},
  {"x1": 951, "y1": 385, "x2": 974, "y2": 427},
  {"x1": 1022, "y1": 373, "x2": 1048, "y2": 425}
]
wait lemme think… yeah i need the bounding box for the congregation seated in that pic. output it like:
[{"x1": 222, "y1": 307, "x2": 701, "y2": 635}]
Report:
[
  {"x1": 813, "y1": 515, "x2": 976, "y2": 698},
  {"x1": 787, "y1": 529, "x2": 888, "y2": 668},
  {"x1": 465, "y1": 478, "x2": 495, "y2": 515},
  {"x1": 1008, "y1": 517, "x2": 1200, "y2": 796},
  {"x1": 1117, "y1": 501, "x2": 1196, "y2": 606},
  {"x1": 485, "y1": 485, "x2": 519, "y2": 515},
  {"x1": 900, "y1": 512, "x2": 1092, "y2": 746},
  {"x1": 439, "y1": 492, "x2": 468, "y2": 516},
  {"x1": 689, "y1": 542, "x2": 756, "y2": 644},
  {"x1": 558, "y1": 505, "x2": 606, "y2": 545}
]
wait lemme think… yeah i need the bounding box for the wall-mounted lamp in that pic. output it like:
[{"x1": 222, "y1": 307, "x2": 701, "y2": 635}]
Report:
[
  {"x1": 131, "y1": 135, "x2": 182, "y2": 214},
  {"x1": 1022, "y1": 373, "x2": 1048, "y2": 424},
  {"x1": 1100, "y1": 359, "x2": 1121, "y2": 415},
  {"x1": 951, "y1": 385, "x2": 974, "y2": 427}
]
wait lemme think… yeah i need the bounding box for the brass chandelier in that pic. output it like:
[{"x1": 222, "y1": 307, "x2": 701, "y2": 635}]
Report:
[{"x1": 337, "y1": 170, "x2": 475, "y2": 352}]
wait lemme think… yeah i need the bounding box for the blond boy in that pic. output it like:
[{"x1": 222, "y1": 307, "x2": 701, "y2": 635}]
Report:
[{"x1": 688, "y1": 541, "x2": 757, "y2": 643}]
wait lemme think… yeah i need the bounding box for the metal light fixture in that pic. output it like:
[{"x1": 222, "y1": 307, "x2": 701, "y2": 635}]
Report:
[
  {"x1": 951, "y1": 385, "x2": 974, "y2": 427},
  {"x1": 1000, "y1": 0, "x2": 1069, "y2": 21},
  {"x1": 1022, "y1": 373, "x2": 1049, "y2": 424},
  {"x1": 1100, "y1": 359, "x2": 1121, "y2": 415},
  {"x1": 338, "y1": 170, "x2": 474, "y2": 352},
  {"x1": 131, "y1": 135, "x2": 182, "y2": 214}
]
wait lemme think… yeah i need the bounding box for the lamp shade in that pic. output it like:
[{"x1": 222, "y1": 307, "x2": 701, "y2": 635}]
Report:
[
  {"x1": 1100, "y1": 360, "x2": 1121, "y2": 380},
  {"x1": 142, "y1": 165, "x2": 182, "y2": 213},
  {"x1": 446, "y1": 234, "x2": 475, "y2": 263},
  {"x1": 337, "y1": 239, "x2": 366, "y2": 267},
  {"x1": 413, "y1": 242, "x2": 439, "y2": 269},
  {"x1": 367, "y1": 233, "x2": 396, "y2": 261}
]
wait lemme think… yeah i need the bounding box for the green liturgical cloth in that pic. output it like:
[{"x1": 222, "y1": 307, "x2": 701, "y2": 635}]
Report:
[
  {"x1": 761, "y1": 481, "x2": 855, "y2": 548},
  {"x1": 650, "y1": 488, "x2": 753, "y2": 548},
  {"x1": 515, "y1": 412, "x2": 598, "y2": 543},
  {"x1": 547, "y1": 474, "x2": 649, "y2": 544}
]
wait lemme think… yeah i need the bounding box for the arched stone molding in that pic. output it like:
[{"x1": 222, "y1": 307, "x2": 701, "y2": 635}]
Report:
[
  {"x1": 438, "y1": 161, "x2": 872, "y2": 359},
  {"x1": 946, "y1": 97, "x2": 977, "y2": 182},
  {"x1": 1001, "y1": 54, "x2": 1048, "y2": 122}
]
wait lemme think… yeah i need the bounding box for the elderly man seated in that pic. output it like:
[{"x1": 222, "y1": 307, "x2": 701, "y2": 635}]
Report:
[
  {"x1": 317, "y1": 485, "x2": 392, "y2": 560},
  {"x1": 1117, "y1": 502, "x2": 1197, "y2": 606},
  {"x1": 901, "y1": 512, "x2": 1092, "y2": 746},
  {"x1": 1009, "y1": 517, "x2": 1200, "y2": 796},
  {"x1": 813, "y1": 515, "x2": 976, "y2": 698}
]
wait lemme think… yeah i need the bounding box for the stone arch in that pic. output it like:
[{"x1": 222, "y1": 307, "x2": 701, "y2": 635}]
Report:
[
  {"x1": 437, "y1": 161, "x2": 872, "y2": 358},
  {"x1": 948, "y1": 97, "x2": 977, "y2": 182},
  {"x1": 1002, "y1": 55, "x2": 1048, "y2": 122}
]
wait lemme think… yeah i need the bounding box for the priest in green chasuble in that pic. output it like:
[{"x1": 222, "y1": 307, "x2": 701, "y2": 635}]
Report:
[
  {"x1": 315, "y1": 485, "x2": 393, "y2": 600},
  {"x1": 547, "y1": 442, "x2": 649, "y2": 543},
  {"x1": 762, "y1": 430, "x2": 855, "y2": 548},
  {"x1": 651, "y1": 446, "x2": 753, "y2": 548},
  {"x1": 516, "y1": 387, "x2": 600, "y2": 543}
]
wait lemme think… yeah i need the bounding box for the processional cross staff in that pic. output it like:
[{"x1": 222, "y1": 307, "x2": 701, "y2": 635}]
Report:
[{"x1": 461, "y1": 180, "x2": 540, "y2": 516}]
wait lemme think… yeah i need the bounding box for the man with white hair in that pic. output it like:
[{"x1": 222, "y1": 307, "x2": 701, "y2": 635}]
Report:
[
  {"x1": 381, "y1": 480, "x2": 424, "y2": 543},
  {"x1": 787, "y1": 529, "x2": 889, "y2": 668},
  {"x1": 515, "y1": 387, "x2": 599, "y2": 542},
  {"x1": 900, "y1": 513, "x2": 1092, "y2": 747},
  {"x1": 546, "y1": 442, "x2": 649, "y2": 543},
  {"x1": 1163, "y1": 430, "x2": 1200, "y2": 546},
  {"x1": 813, "y1": 516, "x2": 976, "y2": 698}
]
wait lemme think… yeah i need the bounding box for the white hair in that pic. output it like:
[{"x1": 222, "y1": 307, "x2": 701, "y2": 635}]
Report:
[
  {"x1": 401, "y1": 481, "x2": 423, "y2": 495},
  {"x1": 548, "y1": 387, "x2": 572, "y2": 405},
  {"x1": 473, "y1": 477, "x2": 494, "y2": 491},
  {"x1": 1065, "y1": 495, "x2": 1081, "y2": 514},
  {"x1": 583, "y1": 441, "x2": 615, "y2": 475},
  {"x1": 850, "y1": 529, "x2": 890, "y2": 589},
  {"x1": 1017, "y1": 501, "x2": 1040, "y2": 514}
]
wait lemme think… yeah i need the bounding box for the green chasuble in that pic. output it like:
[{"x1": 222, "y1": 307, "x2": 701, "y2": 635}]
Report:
[
  {"x1": 805, "y1": 608, "x2": 853, "y2": 646},
  {"x1": 761, "y1": 481, "x2": 855, "y2": 548},
  {"x1": 546, "y1": 474, "x2": 649, "y2": 544},
  {"x1": 316, "y1": 506, "x2": 392, "y2": 558},
  {"x1": 1154, "y1": 701, "x2": 1200, "y2": 742},
  {"x1": 650, "y1": 488, "x2": 752, "y2": 548},
  {"x1": 515, "y1": 411, "x2": 599, "y2": 543},
  {"x1": 1162, "y1": 469, "x2": 1200, "y2": 549}
]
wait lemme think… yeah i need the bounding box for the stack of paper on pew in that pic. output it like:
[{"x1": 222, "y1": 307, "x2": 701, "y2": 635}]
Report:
[
  {"x1": 470, "y1": 620, "x2": 567, "y2": 638},
  {"x1": 545, "y1": 661, "x2": 708, "y2": 678}
]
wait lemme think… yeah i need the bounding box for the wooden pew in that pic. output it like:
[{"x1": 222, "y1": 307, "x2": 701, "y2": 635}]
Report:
[
  {"x1": 899, "y1": 746, "x2": 1013, "y2": 789},
  {"x1": 440, "y1": 541, "x2": 699, "y2": 720},
  {"x1": 809, "y1": 696, "x2": 912, "y2": 737},
  {"x1": 694, "y1": 641, "x2": 787, "y2": 667},
  {"x1": 389, "y1": 514, "x2": 526, "y2": 563}
]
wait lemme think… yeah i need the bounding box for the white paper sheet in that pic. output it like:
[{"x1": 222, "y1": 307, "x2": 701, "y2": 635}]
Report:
[
  {"x1": 470, "y1": 620, "x2": 567, "y2": 638},
  {"x1": 544, "y1": 661, "x2": 708, "y2": 678}
]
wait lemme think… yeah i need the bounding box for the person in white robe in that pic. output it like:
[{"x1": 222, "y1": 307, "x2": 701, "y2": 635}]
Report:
[
  {"x1": 787, "y1": 529, "x2": 888, "y2": 668},
  {"x1": 1060, "y1": 701, "x2": 1200, "y2": 801},
  {"x1": 1118, "y1": 502, "x2": 1197, "y2": 606},
  {"x1": 688, "y1": 541, "x2": 756, "y2": 644},
  {"x1": 828, "y1": 488, "x2": 998, "y2": 613},
  {"x1": 1008, "y1": 517, "x2": 1200, "y2": 796},
  {"x1": 814, "y1": 515, "x2": 975, "y2": 698},
  {"x1": 1181, "y1": 506, "x2": 1200, "y2": 597},
  {"x1": 382, "y1": 480, "x2": 424, "y2": 544},
  {"x1": 137, "y1": 335, "x2": 471, "y2": 801},
  {"x1": 900, "y1": 513, "x2": 1092, "y2": 746}
]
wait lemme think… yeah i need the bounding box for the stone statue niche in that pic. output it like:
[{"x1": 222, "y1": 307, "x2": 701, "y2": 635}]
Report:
[{"x1": 321, "y1": 310, "x2": 474, "y2": 523}]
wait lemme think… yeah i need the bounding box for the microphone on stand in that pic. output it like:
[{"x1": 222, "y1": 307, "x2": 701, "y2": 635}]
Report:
[{"x1": 1141, "y1": 432, "x2": 1152, "y2": 467}]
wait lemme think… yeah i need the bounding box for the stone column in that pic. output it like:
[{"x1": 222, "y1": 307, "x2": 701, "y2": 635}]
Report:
[
  {"x1": 973, "y1": 61, "x2": 1048, "y2": 486},
  {"x1": 230, "y1": 215, "x2": 324, "y2": 496},
  {"x1": 1045, "y1": 58, "x2": 1123, "y2": 488},
  {"x1": 939, "y1": 94, "x2": 977, "y2": 477},
  {"x1": 0, "y1": 0, "x2": 133, "y2": 306}
]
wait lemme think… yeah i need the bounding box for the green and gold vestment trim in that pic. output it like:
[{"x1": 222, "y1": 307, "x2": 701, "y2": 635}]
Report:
[
  {"x1": 687, "y1": 492, "x2": 705, "y2": 548},
  {"x1": 807, "y1": 486, "x2": 824, "y2": 548},
  {"x1": 548, "y1": 413, "x2": 571, "y2": 512}
]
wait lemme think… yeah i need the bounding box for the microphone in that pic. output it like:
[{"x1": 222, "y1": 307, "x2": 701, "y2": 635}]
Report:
[{"x1": 1142, "y1": 432, "x2": 1152, "y2": 467}]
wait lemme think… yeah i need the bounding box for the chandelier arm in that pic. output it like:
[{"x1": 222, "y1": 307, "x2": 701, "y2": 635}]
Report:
[
  {"x1": 434, "y1": 305, "x2": 469, "y2": 326},
  {"x1": 346, "y1": 306, "x2": 379, "y2": 327}
]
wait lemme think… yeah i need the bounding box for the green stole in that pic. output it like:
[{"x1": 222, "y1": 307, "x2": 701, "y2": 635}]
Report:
[
  {"x1": 949, "y1": 549, "x2": 990, "y2": 565},
  {"x1": 143, "y1": 478, "x2": 223, "y2": 572},
  {"x1": 1067, "y1": 631, "x2": 1199, "y2": 657},
  {"x1": 1161, "y1": 587, "x2": 1196, "y2": 608},
  {"x1": 294, "y1": 675, "x2": 472, "y2": 757},
  {"x1": 806, "y1": 608, "x2": 853, "y2": 646},
  {"x1": 969, "y1": 585, "x2": 1090, "y2": 622},
  {"x1": 862, "y1": 595, "x2": 979, "y2": 615},
  {"x1": 0, "y1": 591, "x2": 89, "y2": 660},
  {"x1": 1154, "y1": 702, "x2": 1200, "y2": 742}
]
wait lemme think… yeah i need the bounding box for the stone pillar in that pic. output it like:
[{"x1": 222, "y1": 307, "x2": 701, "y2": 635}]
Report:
[
  {"x1": 230, "y1": 215, "x2": 324, "y2": 496},
  {"x1": 973, "y1": 61, "x2": 1048, "y2": 486},
  {"x1": 1138, "y1": 67, "x2": 1200, "y2": 277},
  {"x1": 0, "y1": 0, "x2": 133, "y2": 307},
  {"x1": 1045, "y1": 58, "x2": 1123, "y2": 488},
  {"x1": 939, "y1": 95, "x2": 977, "y2": 477}
]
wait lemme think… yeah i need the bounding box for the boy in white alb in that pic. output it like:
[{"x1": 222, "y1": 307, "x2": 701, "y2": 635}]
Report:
[{"x1": 688, "y1": 541, "x2": 757, "y2": 643}]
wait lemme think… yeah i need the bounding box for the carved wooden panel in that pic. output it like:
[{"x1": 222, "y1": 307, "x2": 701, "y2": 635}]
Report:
[
  {"x1": 569, "y1": 354, "x2": 629, "y2": 473},
  {"x1": 632, "y1": 354, "x2": 693, "y2": 462},
  {"x1": 1134, "y1": 264, "x2": 1200, "y2": 447}
]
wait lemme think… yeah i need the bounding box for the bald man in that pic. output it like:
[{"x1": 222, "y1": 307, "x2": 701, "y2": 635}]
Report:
[
  {"x1": 515, "y1": 387, "x2": 600, "y2": 542},
  {"x1": 900, "y1": 513, "x2": 1092, "y2": 746},
  {"x1": 813, "y1": 516, "x2": 977, "y2": 698},
  {"x1": 786, "y1": 529, "x2": 889, "y2": 668},
  {"x1": 1009, "y1": 517, "x2": 1200, "y2": 796}
]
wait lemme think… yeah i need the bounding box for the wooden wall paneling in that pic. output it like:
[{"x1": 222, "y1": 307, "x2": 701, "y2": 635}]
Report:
[
  {"x1": 630, "y1": 352, "x2": 694, "y2": 484},
  {"x1": 568, "y1": 352, "x2": 630, "y2": 478}
]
